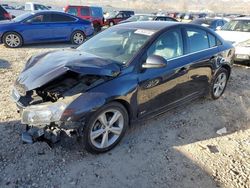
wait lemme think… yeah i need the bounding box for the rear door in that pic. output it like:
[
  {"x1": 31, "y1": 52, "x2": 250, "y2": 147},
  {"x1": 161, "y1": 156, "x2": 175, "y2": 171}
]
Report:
[
  {"x1": 182, "y1": 26, "x2": 220, "y2": 95},
  {"x1": 50, "y1": 13, "x2": 77, "y2": 41}
]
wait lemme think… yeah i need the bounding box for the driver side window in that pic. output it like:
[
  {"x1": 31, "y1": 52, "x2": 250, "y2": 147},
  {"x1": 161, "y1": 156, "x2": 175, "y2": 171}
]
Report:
[
  {"x1": 147, "y1": 29, "x2": 183, "y2": 60},
  {"x1": 26, "y1": 14, "x2": 50, "y2": 23}
]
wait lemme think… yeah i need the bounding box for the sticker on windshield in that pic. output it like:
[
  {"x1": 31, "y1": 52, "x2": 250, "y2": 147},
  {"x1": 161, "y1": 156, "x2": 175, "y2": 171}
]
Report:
[{"x1": 134, "y1": 29, "x2": 155, "y2": 36}]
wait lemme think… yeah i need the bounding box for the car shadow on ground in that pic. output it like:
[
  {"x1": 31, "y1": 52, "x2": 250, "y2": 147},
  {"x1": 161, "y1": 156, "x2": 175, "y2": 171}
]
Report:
[
  {"x1": 0, "y1": 91, "x2": 249, "y2": 187},
  {"x1": 234, "y1": 61, "x2": 250, "y2": 67},
  {"x1": 0, "y1": 59, "x2": 11, "y2": 69}
]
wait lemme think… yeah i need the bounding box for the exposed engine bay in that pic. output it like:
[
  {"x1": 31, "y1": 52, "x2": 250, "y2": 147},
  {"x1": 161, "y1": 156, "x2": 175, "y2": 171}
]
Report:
[{"x1": 16, "y1": 71, "x2": 107, "y2": 107}]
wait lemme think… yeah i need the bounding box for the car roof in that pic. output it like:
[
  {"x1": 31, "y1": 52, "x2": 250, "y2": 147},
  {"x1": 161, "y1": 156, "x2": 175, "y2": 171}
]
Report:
[
  {"x1": 114, "y1": 21, "x2": 181, "y2": 31},
  {"x1": 30, "y1": 10, "x2": 67, "y2": 14},
  {"x1": 234, "y1": 17, "x2": 250, "y2": 20},
  {"x1": 66, "y1": 5, "x2": 102, "y2": 8}
]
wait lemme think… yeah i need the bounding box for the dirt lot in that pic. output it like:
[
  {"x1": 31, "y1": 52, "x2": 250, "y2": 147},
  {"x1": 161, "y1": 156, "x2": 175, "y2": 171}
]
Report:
[{"x1": 0, "y1": 43, "x2": 249, "y2": 188}]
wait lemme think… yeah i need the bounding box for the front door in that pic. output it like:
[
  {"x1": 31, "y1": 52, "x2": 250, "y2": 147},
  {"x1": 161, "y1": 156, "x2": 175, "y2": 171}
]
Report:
[
  {"x1": 137, "y1": 29, "x2": 192, "y2": 117},
  {"x1": 21, "y1": 13, "x2": 54, "y2": 43}
]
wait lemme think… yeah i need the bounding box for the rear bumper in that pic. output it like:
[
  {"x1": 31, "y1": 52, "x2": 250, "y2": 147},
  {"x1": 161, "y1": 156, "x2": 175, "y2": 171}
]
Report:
[
  {"x1": 85, "y1": 26, "x2": 94, "y2": 37},
  {"x1": 235, "y1": 46, "x2": 250, "y2": 61}
]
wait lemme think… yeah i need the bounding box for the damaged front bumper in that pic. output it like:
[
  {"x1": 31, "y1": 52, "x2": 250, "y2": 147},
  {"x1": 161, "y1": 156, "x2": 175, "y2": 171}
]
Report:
[
  {"x1": 21, "y1": 121, "x2": 84, "y2": 144},
  {"x1": 12, "y1": 92, "x2": 85, "y2": 144}
]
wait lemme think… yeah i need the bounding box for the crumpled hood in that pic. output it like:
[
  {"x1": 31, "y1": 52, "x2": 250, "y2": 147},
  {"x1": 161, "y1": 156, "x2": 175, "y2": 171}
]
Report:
[
  {"x1": 16, "y1": 49, "x2": 121, "y2": 91},
  {"x1": 216, "y1": 30, "x2": 250, "y2": 44}
]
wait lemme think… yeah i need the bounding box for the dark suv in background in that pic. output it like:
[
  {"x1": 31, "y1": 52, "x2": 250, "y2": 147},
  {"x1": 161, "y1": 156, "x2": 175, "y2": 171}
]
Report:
[
  {"x1": 0, "y1": 5, "x2": 12, "y2": 20},
  {"x1": 64, "y1": 5, "x2": 104, "y2": 32},
  {"x1": 104, "y1": 10, "x2": 134, "y2": 26}
]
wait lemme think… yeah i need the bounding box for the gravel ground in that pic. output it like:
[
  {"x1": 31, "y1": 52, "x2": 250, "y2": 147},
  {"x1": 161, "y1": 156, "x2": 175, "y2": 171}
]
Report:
[{"x1": 0, "y1": 43, "x2": 250, "y2": 188}]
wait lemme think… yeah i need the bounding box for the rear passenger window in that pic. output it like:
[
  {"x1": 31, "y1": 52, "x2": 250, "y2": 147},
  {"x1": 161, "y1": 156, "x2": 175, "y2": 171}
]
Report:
[
  {"x1": 67, "y1": 7, "x2": 78, "y2": 16},
  {"x1": 81, "y1": 7, "x2": 90, "y2": 16},
  {"x1": 208, "y1": 33, "x2": 217, "y2": 47},
  {"x1": 186, "y1": 28, "x2": 209, "y2": 53},
  {"x1": 51, "y1": 14, "x2": 76, "y2": 22}
]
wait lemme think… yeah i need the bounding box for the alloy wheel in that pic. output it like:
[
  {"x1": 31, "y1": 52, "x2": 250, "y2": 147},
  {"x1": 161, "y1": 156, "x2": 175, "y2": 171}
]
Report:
[
  {"x1": 90, "y1": 109, "x2": 124, "y2": 149},
  {"x1": 73, "y1": 32, "x2": 84, "y2": 44},
  {"x1": 5, "y1": 34, "x2": 20, "y2": 47},
  {"x1": 213, "y1": 72, "x2": 227, "y2": 98}
]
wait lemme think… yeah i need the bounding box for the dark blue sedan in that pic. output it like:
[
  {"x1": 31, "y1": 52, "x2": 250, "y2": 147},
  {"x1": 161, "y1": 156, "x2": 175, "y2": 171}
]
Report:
[
  {"x1": 0, "y1": 11, "x2": 94, "y2": 48},
  {"x1": 13, "y1": 21, "x2": 234, "y2": 153}
]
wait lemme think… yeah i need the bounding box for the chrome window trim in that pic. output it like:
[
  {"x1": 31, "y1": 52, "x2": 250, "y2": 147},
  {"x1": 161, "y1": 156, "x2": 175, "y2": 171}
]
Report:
[{"x1": 168, "y1": 46, "x2": 218, "y2": 62}]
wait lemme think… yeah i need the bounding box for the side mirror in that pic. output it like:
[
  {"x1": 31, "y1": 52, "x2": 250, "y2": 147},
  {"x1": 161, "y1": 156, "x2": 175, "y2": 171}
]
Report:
[
  {"x1": 142, "y1": 55, "x2": 167, "y2": 69},
  {"x1": 216, "y1": 26, "x2": 222, "y2": 30}
]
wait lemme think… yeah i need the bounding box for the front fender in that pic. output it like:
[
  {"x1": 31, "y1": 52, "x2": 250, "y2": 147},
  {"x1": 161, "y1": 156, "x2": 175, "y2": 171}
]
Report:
[
  {"x1": 60, "y1": 92, "x2": 108, "y2": 122},
  {"x1": 61, "y1": 72, "x2": 139, "y2": 123}
]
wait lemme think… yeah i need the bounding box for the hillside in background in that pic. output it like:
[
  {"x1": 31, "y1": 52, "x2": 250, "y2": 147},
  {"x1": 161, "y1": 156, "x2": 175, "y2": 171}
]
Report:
[{"x1": 2, "y1": 0, "x2": 250, "y2": 13}]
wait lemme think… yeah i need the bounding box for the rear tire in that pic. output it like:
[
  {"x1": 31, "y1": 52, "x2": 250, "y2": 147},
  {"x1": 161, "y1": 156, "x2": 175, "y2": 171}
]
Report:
[
  {"x1": 209, "y1": 68, "x2": 229, "y2": 100},
  {"x1": 82, "y1": 102, "x2": 129, "y2": 154},
  {"x1": 109, "y1": 21, "x2": 114, "y2": 27},
  {"x1": 3, "y1": 32, "x2": 23, "y2": 48},
  {"x1": 71, "y1": 31, "x2": 86, "y2": 45}
]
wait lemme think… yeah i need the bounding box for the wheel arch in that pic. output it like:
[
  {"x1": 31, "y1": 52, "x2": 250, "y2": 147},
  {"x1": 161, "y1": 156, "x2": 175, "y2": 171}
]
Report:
[
  {"x1": 112, "y1": 99, "x2": 133, "y2": 126},
  {"x1": 221, "y1": 64, "x2": 231, "y2": 77},
  {"x1": 1, "y1": 31, "x2": 24, "y2": 44},
  {"x1": 72, "y1": 29, "x2": 86, "y2": 36}
]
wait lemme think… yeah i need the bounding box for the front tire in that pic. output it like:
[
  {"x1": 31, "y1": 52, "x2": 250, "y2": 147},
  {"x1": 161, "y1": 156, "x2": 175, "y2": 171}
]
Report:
[
  {"x1": 82, "y1": 102, "x2": 129, "y2": 153},
  {"x1": 3, "y1": 32, "x2": 23, "y2": 48},
  {"x1": 71, "y1": 31, "x2": 86, "y2": 45},
  {"x1": 209, "y1": 68, "x2": 229, "y2": 99}
]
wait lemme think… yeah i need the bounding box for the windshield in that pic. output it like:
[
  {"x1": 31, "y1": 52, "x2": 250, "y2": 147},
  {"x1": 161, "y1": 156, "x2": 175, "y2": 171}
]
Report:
[
  {"x1": 77, "y1": 27, "x2": 155, "y2": 64},
  {"x1": 127, "y1": 15, "x2": 154, "y2": 22},
  {"x1": 13, "y1": 12, "x2": 32, "y2": 22},
  {"x1": 222, "y1": 20, "x2": 250, "y2": 32},
  {"x1": 106, "y1": 11, "x2": 117, "y2": 18}
]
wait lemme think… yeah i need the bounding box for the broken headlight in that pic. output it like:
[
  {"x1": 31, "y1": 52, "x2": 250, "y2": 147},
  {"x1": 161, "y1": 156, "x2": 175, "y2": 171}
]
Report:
[{"x1": 21, "y1": 102, "x2": 67, "y2": 125}]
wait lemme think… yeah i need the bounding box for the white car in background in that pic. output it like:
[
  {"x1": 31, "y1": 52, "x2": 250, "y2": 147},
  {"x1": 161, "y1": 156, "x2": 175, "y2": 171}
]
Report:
[{"x1": 216, "y1": 17, "x2": 250, "y2": 62}]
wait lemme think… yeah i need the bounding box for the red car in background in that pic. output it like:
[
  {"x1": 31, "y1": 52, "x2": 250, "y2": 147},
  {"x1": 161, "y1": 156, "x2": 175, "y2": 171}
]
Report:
[
  {"x1": 104, "y1": 10, "x2": 135, "y2": 26},
  {"x1": 0, "y1": 5, "x2": 12, "y2": 20},
  {"x1": 64, "y1": 5, "x2": 104, "y2": 32}
]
